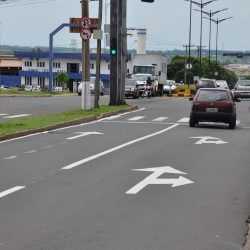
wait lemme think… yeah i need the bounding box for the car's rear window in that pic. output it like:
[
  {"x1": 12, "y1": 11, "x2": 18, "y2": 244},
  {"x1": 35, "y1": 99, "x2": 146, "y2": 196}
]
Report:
[
  {"x1": 199, "y1": 80, "x2": 216, "y2": 88},
  {"x1": 197, "y1": 90, "x2": 230, "y2": 101}
]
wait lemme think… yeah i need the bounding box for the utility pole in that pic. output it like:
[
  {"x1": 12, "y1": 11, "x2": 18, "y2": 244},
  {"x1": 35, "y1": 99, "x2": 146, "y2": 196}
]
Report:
[
  {"x1": 94, "y1": 0, "x2": 103, "y2": 108},
  {"x1": 110, "y1": 0, "x2": 118, "y2": 105},
  {"x1": 81, "y1": 0, "x2": 90, "y2": 87}
]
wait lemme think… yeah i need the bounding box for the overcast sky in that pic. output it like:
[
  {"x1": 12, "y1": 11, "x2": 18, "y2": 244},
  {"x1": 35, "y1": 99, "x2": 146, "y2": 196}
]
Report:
[{"x1": 0, "y1": 0, "x2": 249, "y2": 51}]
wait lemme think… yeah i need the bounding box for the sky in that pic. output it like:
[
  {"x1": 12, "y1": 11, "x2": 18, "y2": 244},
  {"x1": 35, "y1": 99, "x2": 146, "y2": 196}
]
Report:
[{"x1": 0, "y1": 0, "x2": 249, "y2": 51}]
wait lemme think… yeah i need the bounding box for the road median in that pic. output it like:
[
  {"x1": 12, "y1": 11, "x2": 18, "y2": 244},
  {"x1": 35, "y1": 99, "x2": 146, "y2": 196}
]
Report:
[{"x1": 0, "y1": 104, "x2": 136, "y2": 141}]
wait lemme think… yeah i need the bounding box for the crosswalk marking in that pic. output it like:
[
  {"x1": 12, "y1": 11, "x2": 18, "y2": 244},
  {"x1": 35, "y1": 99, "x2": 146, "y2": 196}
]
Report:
[
  {"x1": 3, "y1": 114, "x2": 31, "y2": 119},
  {"x1": 152, "y1": 117, "x2": 168, "y2": 122},
  {"x1": 128, "y1": 116, "x2": 145, "y2": 121},
  {"x1": 177, "y1": 117, "x2": 190, "y2": 123}
]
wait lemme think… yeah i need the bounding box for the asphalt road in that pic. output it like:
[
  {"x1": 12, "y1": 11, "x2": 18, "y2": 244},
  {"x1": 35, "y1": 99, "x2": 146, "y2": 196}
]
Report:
[
  {"x1": 0, "y1": 97, "x2": 250, "y2": 250},
  {"x1": 0, "y1": 95, "x2": 110, "y2": 121}
]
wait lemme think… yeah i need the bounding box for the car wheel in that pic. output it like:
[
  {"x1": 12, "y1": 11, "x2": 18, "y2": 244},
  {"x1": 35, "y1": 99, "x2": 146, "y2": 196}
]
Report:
[
  {"x1": 189, "y1": 117, "x2": 196, "y2": 128},
  {"x1": 229, "y1": 117, "x2": 236, "y2": 129}
]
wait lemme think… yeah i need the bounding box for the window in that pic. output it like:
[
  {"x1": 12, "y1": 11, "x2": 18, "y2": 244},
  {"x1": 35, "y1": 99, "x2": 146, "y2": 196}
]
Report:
[
  {"x1": 25, "y1": 61, "x2": 32, "y2": 67},
  {"x1": 38, "y1": 77, "x2": 45, "y2": 88},
  {"x1": 197, "y1": 90, "x2": 230, "y2": 102},
  {"x1": 108, "y1": 64, "x2": 110, "y2": 70},
  {"x1": 37, "y1": 62, "x2": 45, "y2": 68},
  {"x1": 53, "y1": 62, "x2": 61, "y2": 69},
  {"x1": 25, "y1": 76, "x2": 32, "y2": 85}
]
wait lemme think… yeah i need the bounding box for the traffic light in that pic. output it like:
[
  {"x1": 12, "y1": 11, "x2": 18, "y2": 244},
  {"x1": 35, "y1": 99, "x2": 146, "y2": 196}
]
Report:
[{"x1": 110, "y1": 38, "x2": 117, "y2": 56}]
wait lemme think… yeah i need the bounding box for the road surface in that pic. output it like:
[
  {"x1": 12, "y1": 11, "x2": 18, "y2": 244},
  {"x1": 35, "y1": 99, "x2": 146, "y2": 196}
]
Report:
[{"x1": 0, "y1": 97, "x2": 249, "y2": 250}]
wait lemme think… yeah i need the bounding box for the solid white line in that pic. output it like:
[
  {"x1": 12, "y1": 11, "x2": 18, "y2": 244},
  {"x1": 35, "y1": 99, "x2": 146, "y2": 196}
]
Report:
[
  {"x1": 0, "y1": 114, "x2": 8, "y2": 116},
  {"x1": 61, "y1": 124, "x2": 179, "y2": 170},
  {"x1": 4, "y1": 114, "x2": 31, "y2": 119},
  {"x1": 152, "y1": 117, "x2": 168, "y2": 122},
  {"x1": 177, "y1": 117, "x2": 190, "y2": 123},
  {"x1": 4, "y1": 155, "x2": 17, "y2": 160},
  {"x1": 0, "y1": 186, "x2": 25, "y2": 199},
  {"x1": 66, "y1": 132, "x2": 103, "y2": 140},
  {"x1": 102, "y1": 120, "x2": 175, "y2": 125},
  {"x1": 0, "y1": 108, "x2": 146, "y2": 144},
  {"x1": 128, "y1": 116, "x2": 145, "y2": 121}
]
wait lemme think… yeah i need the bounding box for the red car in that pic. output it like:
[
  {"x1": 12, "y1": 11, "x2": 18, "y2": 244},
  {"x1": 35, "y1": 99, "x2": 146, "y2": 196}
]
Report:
[{"x1": 189, "y1": 88, "x2": 240, "y2": 129}]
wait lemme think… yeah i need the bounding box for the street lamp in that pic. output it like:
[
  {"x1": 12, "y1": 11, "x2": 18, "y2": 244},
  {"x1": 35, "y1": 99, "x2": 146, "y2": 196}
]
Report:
[
  {"x1": 210, "y1": 16, "x2": 233, "y2": 64},
  {"x1": 195, "y1": 8, "x2": 228, "y2": 63},
  {"x1": 186, "y1": 0, "x2": 218, "y2": 76}
]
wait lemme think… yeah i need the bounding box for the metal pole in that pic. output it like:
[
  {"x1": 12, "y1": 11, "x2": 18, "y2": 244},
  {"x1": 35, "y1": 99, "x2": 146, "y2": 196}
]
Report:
[
  {"x1": 216, "y1": 20, "x2": 219, "y2": 64},
  {"x1": 209, "y1": 11, "x2": 212, "y2": 64},
  {"x1": 199, "y1": 0, "x2": 203, "y2": 76},
  {"x1": 81, "y1": 0, "x2": 90, "y2": 82},
  {"x1": 95, "y1": 0, "x2": 103, "y2": 108},
  {"x1": 184, "y1": 45, "x2": 187, "y2": 85},
  {"x1": 110, "y1": 0, "x2": 118, "y2": 105},
  {"x1": 49, "y1": 34, "x2": 53, "y2": 92},
  {"x1": 188, "y1": 0, "x2": 192, "y2": 86}
]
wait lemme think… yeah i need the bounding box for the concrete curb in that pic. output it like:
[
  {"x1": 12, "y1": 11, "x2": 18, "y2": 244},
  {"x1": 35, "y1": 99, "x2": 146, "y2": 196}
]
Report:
[
  {"x1": 244, "y1": 219, "x2": 250, "y2": 250},
  {"x1": 0, "y1": 105, "x2": 137, "y2": 142}
]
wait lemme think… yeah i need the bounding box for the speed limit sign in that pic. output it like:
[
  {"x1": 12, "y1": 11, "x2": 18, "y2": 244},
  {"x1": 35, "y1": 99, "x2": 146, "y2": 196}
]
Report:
[{"x1": 80, "y1": 29, "x2": 92, "y2": 40}]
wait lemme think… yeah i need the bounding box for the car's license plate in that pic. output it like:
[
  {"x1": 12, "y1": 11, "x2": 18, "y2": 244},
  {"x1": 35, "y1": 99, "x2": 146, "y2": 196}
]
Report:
[{"x1": 206, "y1": 108, "x2": 218, "y2": 112}]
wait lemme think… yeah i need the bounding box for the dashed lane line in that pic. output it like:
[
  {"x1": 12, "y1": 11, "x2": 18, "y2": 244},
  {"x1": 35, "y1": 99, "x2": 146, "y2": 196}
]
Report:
[
  {"x1": 128, "y1": 116, "x2": 145, "y2": 121},
  {"x1": 3, "y1": 155, "x2": 17, "y2": 160},
  {"x1": 152, "y1": 117, "x2": 168, "y2": 122}
]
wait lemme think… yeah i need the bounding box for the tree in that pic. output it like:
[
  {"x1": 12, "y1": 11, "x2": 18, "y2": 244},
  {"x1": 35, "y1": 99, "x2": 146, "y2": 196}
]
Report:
[
  {"x1": 167, "y1": 56, "x2": 238, "y2": 88},
  {"x1": 55, "y1": 73, "x2": 70, "y2": 89}
]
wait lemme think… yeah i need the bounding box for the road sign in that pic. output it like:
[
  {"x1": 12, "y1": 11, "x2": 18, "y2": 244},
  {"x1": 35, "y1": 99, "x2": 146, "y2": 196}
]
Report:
[
  {"x1": 80, "y1": 29, "x2": 92, "y2": 40},
  {"x1": 126, "y1": 166, "x2": 194, "y2": 195},
  {"x1": 70, "y1": 17, "x2": 98, "y2": 33},
  {"x1": 190, "y1": 136, "x2": 228, "y2": 145},
  {"x1": 186, "y1": 63, "x2": 193, "y2": 70}
]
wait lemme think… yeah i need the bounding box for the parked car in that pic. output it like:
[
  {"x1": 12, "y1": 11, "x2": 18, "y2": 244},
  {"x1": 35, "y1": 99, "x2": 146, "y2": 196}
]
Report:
[
  {"x1": 125, "y1": 79, "x2": 139, "y2": 99},
  {"x1": 189, "y1": 88, "x2": 240, "y2": 129},
  {"x1": 216, "y1": 80, "x2": 229, "y2": 89},
  {"x1": 53, "y1": 86, "x2": 63, "y2": 92},
  {"x1": 163, "y1": 81, "x2": 177, "y2": 95},
  {"x1": 233, "y1": 79, "x2": 250, "y2": 98},
  {"x1": 24, "y1": 85, "x2": 33, "y2": 92},
  {"x1": 195, "y1": 78, "x2": 217, "y2": 91},
  {"x1": 78, "y1": 77, "x2": 104, "y2": 96},
  {"x1": 32, "y1": 86, "x2": 41, "y2": 92}
]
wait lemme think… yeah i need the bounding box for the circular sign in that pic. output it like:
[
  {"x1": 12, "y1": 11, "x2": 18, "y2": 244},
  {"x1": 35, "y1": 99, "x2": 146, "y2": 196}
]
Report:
[
  {"x1": 81, "y1": 17, "x2": 91, "y2": 29},
  {"x1": 80, "y1": 29, "x2": 92, "y2": 40},
  {"x1": 186, "y1": 63, "x2": 193, "y2": 70}
]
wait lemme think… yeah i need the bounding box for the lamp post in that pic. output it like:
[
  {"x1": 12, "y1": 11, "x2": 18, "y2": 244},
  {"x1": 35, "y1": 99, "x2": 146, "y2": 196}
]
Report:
[
  {"x1": 195, "y1": 8, "x2": 228, "y2": 63},
  {"x1": 186, "y1": 0, "x2": 218, "y2": 76},
  {"x1": 210, "y1": 16, "x2": 233, "y2": 64}
]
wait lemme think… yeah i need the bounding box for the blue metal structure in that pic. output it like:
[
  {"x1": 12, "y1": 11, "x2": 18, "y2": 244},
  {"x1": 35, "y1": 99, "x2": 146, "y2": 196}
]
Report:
[{"x1": 49, "y1": 23, "x2": 71, "y2": 91}]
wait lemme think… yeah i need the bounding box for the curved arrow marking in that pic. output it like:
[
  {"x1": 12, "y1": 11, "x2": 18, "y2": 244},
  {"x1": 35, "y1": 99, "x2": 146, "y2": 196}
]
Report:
[{"x1": 126, "y1": 166, "x2": 194, "y2": 195}]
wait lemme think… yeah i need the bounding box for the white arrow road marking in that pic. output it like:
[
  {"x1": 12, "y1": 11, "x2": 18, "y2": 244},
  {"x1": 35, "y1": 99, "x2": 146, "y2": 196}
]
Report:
[
  {"x1": 190, "y1": 136, "x2": 228, "y2": 145},
  {"x1": 4, "y1": 114, "x2": 31, "y2": 119},
  {"x1": 152, "y1": 117, "x2": 168, "y2": 122},
  {"x1": 0, "y1": 186, "x2": 26, "y2": 199},
  {"x1": 128, "y1": 116, "x2": 145, "y2": 121},
  {"x1": 66, "y1": 132, "x2": 103, "y2": 140},
  {"x1": 126, "y1": 166, "x2": 194, "y2": 194},
  {"x1": 62, "y1": 124, "x2": 179, "y2": 170}
]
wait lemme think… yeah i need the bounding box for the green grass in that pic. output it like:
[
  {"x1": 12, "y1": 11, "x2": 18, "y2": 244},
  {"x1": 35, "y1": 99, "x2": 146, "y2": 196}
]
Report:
[
  {"x1": 0, "y1": 105, "x2": 129, "y2": 137},
  {"x1": 0, "y1": 88, "x2": 76, "y2": 97}
]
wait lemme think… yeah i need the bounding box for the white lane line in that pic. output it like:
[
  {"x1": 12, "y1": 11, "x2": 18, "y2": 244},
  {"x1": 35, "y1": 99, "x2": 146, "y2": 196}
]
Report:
[
  {"x1": 24, "y1": 150, "x2": 37, "y2": 154},
  {"x1": 0, "y1": 108, "x2": 146, "y2": 144},
  {"x1": 0, "y1": 186, "x2": 26, "y2": 199},
  {"x1": 62, "y1": 124, "x2": 179, "y2": 170},
  {"x1": 128, "y1": 116, "x2": 145, "y2": 121},
  {"x1": 0, "y1": 114, "x2": 8, "y2": 116},
  {"x1": 102, "y1": 120, "x2": 175, "y2": 125},
  {"x1": 177, "y1": 117, "x2": 190, "y2": 123},
  {"x1": 152, "y1": 117, "x2": 168, "y2": 122},
  {"x1": 4, "y1": 114, "x2": 31, "y2": 119},
  {"x1": 66, "y1": 132, "x2": 103, "y2": 140},
  {"x1": 4, "y1": 155, "x2": 17, "y2": 160}
]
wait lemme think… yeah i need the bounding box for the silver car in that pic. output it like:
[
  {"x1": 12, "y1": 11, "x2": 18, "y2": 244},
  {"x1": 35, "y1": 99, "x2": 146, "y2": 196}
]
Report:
[{"x1": 234, "y1": 80, "x2": 250, "y2": 98}]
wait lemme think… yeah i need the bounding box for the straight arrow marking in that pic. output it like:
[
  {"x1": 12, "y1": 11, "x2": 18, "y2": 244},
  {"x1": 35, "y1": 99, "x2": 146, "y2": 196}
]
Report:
[{"x1": 66, "y1": 132, "x2": 103, "y2": 140}]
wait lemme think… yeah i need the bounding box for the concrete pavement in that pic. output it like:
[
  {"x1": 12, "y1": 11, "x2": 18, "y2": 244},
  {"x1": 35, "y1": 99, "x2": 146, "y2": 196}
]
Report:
[{"x1": 0, "y1": 97, "x2": 250, "y2": 250}]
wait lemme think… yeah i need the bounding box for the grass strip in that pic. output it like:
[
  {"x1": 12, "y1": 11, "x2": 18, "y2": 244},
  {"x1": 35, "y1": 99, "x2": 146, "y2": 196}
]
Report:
[{"x1": 0, "y1": 105, "x2": 129, "y2": 137}]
